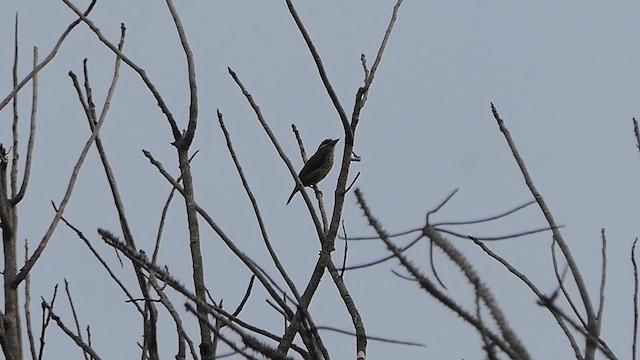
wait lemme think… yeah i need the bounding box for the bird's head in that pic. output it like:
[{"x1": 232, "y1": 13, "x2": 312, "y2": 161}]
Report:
[{"x1": 317, "y1": 138, "x2": 339, "y2": 152}]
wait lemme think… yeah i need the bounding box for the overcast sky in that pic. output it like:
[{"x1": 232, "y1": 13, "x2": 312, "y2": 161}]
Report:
[{"x1": 1, "y1": 1, "x2": 640, "y2": 359}]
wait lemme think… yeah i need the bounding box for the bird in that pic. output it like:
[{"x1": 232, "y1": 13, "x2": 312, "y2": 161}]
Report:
[{"x1": 286, "y1": 138, "x2": 339, "y2": 205}]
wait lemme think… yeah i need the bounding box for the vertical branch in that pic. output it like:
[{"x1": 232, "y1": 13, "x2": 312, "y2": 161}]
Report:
[
  {"x1": 63, "y1": 280, "x2": 89, "y2": 360},
  {"x1": 11, "y1": 13, "x2": 20, "y2": 197},
  {"x1": 632, "y1": 238, "x2": 639, "y2": 360},
  {"x1": 10, "y1": 46, "x2": 39, "y2": 205},
  {"x1": 633, "y1": 118, "x2": 640, "y2": 155},
  {"x1": 0, "y1": 13, "x2": 25, "y2": 360},
  {"x1": 37, "y1": 285, "x2": 58, "y2": 360},
  {"x1": 596, "y1": 229, "x2": 607, "y2": 325},
  {"x1": 24, "y1": 241, "x2": 37, "y2": 360},
  {"x1": 149, "y1": 2, "x2": 211, "y2": 357},
  {"x1": 165, "y1": 0, "x2": 198, "y2": 146},
  {"x1": 278, "y1": 2, "x2": 404, "y2": 357}
]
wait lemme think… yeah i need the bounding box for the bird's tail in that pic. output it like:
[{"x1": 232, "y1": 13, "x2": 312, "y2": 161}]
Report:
[{"x1": 285, "y1": 187, "x2": 299, "y2": 205}]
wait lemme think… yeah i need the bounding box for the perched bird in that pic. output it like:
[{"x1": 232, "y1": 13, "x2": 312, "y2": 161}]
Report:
[{"x1": 286, "y1": 138, "x2": 339, "y2": 205}]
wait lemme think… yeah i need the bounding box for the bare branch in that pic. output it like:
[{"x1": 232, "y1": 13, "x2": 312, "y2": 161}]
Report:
[
  {"x1": 63, "y1": 280, "x2": 89, "y2": 360},
  {"x1": 283, "y1": 0, "x2": 350, "y2": 134},
  {"x1": 10, "y1": 46, "x2": 39, "y2": 205},
  {"x1": 24, "y1": 241, "x2": 37, "y2": 360},
  {"x1": 58, "y1": 211, "x2": 143, "y2": 315},
  {"x1": 13, "y1": 70, "x2": 109, "y2": 285},
  {"x1": 227, "y1": 68, "x2": 324, "y2": 239},
  {"x1": 437, "y1": 225, "x2": 557, "y2": 242},
  {"x1": 354, "y1": 188, "x2": 522, "y2": 359},
  {"x1": 597, "y1": 229, "x2": 608, "y2": 325},
  {"x1": 11, "y1": 13, "x2": 20, "y2": 197},
  {"x1": 37, "y1": 285, "x2": 59, "y2": 360},
  {"x1": 434, "y1": 200, "x2": 536, "y2": 226},
  {"x1": 473, "y1": 239, "x2": 581, "y2": 358},
  {"x1": 60, "y1": 0, "x2": 181, "y2": 139},
  {"x1": 217, "y1": 111, "x2": 302, "y2": 302},
  {"x1": 40, "y1": 301, "x2": 102, "y2": 360},
  {"x1": 633, "y1": 118, "x2": 640, "y2": 154},
  {"x1": 426, "y1": 188, "x2": 459, "y2": 224},
  {"x1": 141, "y1": 150, "x2": 294, "y2": 318},
  {"x1": 632, "y1": 238, "x2": 639, "y2": 360},
  {"x1": 164, "y1": 0, "x2": 198, "y2": 148},
  {"x1": 316, "y1": 325, "x2": 423, "y2": 347},
  {"x1": 490, "y1": 103, "x2": 597, "y2": 345},
  {"x1": 0, "y1": 0, "x2": 97, "y2": 113}
]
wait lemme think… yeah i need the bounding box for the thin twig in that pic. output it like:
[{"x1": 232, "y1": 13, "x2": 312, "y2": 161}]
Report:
[
  {"x1": 13, "y1": 67, "x2": 109, "y2": 285},
  {"x1": 437, "y1": 225, "x2": 557, "y2": 241},
  {"x1": 491, "y1": 103, "x2": 597, "y2": 345},
  {"x1": 550, "y1": 238, "x2": 586, "y2": 329},
  {"x1": 10, "y1": 45, "x2": 39, "y2": 205},
  {"x1": 232, "y1": 276, "x2": 255, "y2": 318},
  {"x1": 632, "y1": 238, "x2": 639, "y2": 360},
  {"x1": 60, "y1": 0, "x2": 181, "y2": 139},
  {"x1": 142, "y1": 150, "x2": 294, "y2": 318},
  {"x1": 633, "y1": 118, "x2": 640, "y2": 154},
  {"x1": 426, "y1": 188, "x2": 459, "y2": 224},
  {"x1": 340, "y1": 220, "x2": 348, "y2": 278},
  {"x1": 41, "y1": 300, "x2": 102, "y2": 360},
  {"x1": 24, "y1": 240, "x2": 37, "y2": 360},
  {"x1": 217, "y1": 111, "x2": 302, "y2": 303},
  {"x1": 315, "y1": 326, "x2": 423, "y2": 347},
  {"x1": 434, "y1": 200, "x2": 536, "y2": 226},
  {"x1": 227, "y1": 68, "x2": 324, "y2": 239},
  {"x1": 424, "y1": 227, "x2": 530, "y2": 360},
  {"x1": 428, "y1": 238, "x2": 447, "y2": 289},
  {"x1": 152, "y1": 151, "x2": 197, "y2": 265},
  {"x1": 164, "y1": 0, "x2": 198, "y2": 148},
  {"x1": 0, "y1": 0, "x2": 97, "y2": 113},
  {"x1": 354, "y1": 188, "x2": 520, "y2": 359},
  {"x1": 283, "y1": 0, "x2": 350, "y2": 133},
  {"x1": 597, "y1": 229, "x2": 607, "y2": 326},
  {"x1": 343, "y1": 234, "x2": 422, "y2": 271},
  {"x1": 38, "y1": 285, "x2": 59, "y2": 360},
  {"x1": 537, "y1": 296, "x2": 617, "y2": 360},
  {"x1": 473, "y1": 239, "x2": 581, "y2": 358},
  {"x1": 146, "y1": 276, "x2": 200, "y2": 360},
  {"x1": 11, "y1": 12, "x2": 20, "y2": 198},
  {"x1": 64, "y1": 280, "x2": 89, "y2": 360},
  {"x1": 58, "y1": 212, "x2": 143, "y2": 315}
]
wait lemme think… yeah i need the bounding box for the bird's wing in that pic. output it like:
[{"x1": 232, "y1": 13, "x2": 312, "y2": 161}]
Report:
[{"x1": 300, "y1": 151, "x2": 326, "y2": 178}]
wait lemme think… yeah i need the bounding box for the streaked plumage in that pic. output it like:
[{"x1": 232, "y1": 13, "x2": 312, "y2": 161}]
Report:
[{"x1": 286, "y1": 138, "x2": 339, "y2": 205}]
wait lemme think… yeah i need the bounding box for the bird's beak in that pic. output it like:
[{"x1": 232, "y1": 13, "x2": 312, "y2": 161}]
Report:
[{"x1": 331, "y1": 139, "x2": 339, "y2": 145}]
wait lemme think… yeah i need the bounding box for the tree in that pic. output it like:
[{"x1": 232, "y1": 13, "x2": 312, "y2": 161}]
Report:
[{"x1": 0, "y1": 1, "x2": 637, "y2": 359}]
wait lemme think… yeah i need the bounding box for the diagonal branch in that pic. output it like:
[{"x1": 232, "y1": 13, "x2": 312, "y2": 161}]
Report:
[
  {"x1": 283, "y1": 0, "x2": 350, "y2": 134},
  {"x1": 0, "y1": 0, "x2": 97, "y2": 113},
  {"x1": 490, "y1": 103, "x2": 597, "y2": 333},
  {"x1": 60, "y1": 0, "x2": 181, "y2": 140}
]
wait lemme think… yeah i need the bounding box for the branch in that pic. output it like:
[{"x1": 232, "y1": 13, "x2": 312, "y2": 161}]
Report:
[
  {"x1": 41, "y1": 301, "x2": 102, "y2": 360},
  {"x1": 60, "y1": 0, "x2": 181, "y2": 139},
  {"x1": 0, "y1": 0, "x2": 97, "y2": 113},
  {"x1": 490, "y1": 103, "x2": 597, "y2": 329}
]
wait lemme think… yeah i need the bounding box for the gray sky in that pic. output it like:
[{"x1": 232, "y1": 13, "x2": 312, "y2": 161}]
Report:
[{"x1": 1, "y1": 1, "x2": 639, "y2": 359}]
